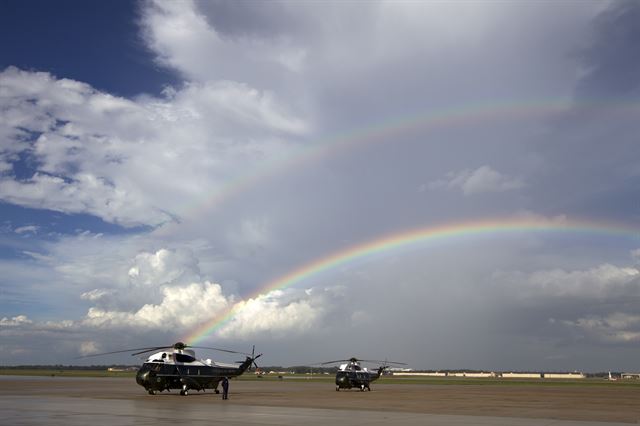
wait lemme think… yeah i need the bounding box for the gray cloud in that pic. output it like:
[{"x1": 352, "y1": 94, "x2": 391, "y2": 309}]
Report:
[
  {"x1": 2, "y1": 1, "x2": 639, "y2": 371},
  {"x1": 428, "y1": 165, "x2": 524, "y2": 195},
  {"x1": 575, "y1": 0, "x2": 640, "y2": 99}
]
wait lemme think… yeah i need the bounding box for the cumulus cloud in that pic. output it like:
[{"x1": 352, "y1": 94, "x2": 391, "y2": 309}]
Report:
[
  {"x1": 428, "y1": 165, "x2": 524, "y2": 195},
  {"x1": 4, "y1": 243, "x2": 337, "y2": 343},
  {"x1": 0, "y1": 315, "x2": 32, "y2": 327},
  {"x1": 217, "y1": 288, "x2": 338, "y2": 339},
  {"x1": 83, "y1": 281, "x2": 232, "y2": 330},
  {"x1": 4, "y1": 282, "x2": 336, "y2": 344},
  {"x1": 128, "y1": 248, "x2": 201, "y2": 287},
  {"x1": 0, "y1": 66, "x2": 308, "y2": 227}
]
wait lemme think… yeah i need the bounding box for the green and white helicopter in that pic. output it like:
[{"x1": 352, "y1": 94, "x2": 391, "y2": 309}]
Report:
[{"x1": 83, "y1": 342, "x2": 261, "y2": 396}]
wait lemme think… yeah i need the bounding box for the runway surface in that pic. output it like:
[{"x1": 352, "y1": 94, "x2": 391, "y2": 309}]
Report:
[{"x1": 1, "y1": 376, "x2": 638, "y2": 425}]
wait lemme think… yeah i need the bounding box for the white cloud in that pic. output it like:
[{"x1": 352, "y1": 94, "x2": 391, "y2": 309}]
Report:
[
  {"x1": 0, "y1": 67, "x2": 308, "y2": 227},
  {"x1": 562, "y1": 313, "x2": 640, "y2": 344},
  {"x1": 141, "y1": 0, "x2": 309, "y2": 82},
  {"x1": 80, "y1": 289, "x2": 113, "y2": 302},
  {"x1": 217, "y1": 291, "x2": 324, "y2": 339},
  {"x1": 0, "y1": 315, "x2": 32, "y2": 327},
  {"x1": 12, "y1": 281, "x2": 334, "y2": 342},
  {"x1": 494, "y1": 263, "x2": 640, "y2": 300},
  {"x1": 128, "y1": 248, "x2": 201, "y2": 287},
  {"x1": 17, "y1": 242, "x2": 333, "y2": 338},
  {"x1": 429, "y1": 165, "x2": 524, "y2": 195},
  {"x1": 79, "y1": 341, "x2": 100, "y2": 356},
  {"x1": 14, "y1": 225, "x2": 38, "y2": 234},
  {"x1": 83, "y1": 281, "x2": 232, "y2": 330},
  {"x1": 0, "y1": 159, "x2": 11, "y2": 173}
]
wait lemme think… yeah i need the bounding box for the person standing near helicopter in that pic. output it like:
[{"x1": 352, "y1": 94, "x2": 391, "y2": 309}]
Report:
[{"x1": 221, "y1": 377, "x2": 229, "y2": 400}]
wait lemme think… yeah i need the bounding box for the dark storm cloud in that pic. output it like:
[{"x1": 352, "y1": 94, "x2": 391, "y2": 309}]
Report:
[
  {"x1": 195, "y1": 0, "x2": 303, "y2": 38},
  {"x1": 523, "y1": 1, "x2": 640, "y2": 223},
  {"x1": 575, "y1": 0, "x2": 640, "y2": 99}
]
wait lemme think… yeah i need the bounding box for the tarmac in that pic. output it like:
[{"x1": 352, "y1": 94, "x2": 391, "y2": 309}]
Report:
[{"x1": 1, "y1": 375, "x2": 638, "y2": 426}]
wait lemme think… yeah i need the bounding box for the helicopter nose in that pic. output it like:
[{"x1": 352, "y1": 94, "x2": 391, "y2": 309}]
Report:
[{"x1": 136, "y1": 370, "x2": 150, "y2": 387}]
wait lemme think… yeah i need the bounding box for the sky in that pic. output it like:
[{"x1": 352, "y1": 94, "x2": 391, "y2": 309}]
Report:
[{"x1": 1, "y1": 0, "x2": 640, "y2": 372}]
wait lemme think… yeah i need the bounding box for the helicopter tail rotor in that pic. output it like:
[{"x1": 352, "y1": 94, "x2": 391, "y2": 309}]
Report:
[
  {"x1": 237, "y1": 345, "x2": 262, "y2": 372},
  {"x1": 250, "y1": 345, "x2": 263, "y2": 370}
]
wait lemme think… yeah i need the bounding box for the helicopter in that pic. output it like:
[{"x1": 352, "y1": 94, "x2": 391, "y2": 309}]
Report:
[
  {"x1": 81, "y1": 342, "x2": 261, "y2": 396},
  {"x1": 321, "y1": 357, "x2": 406, "y2": 391}
]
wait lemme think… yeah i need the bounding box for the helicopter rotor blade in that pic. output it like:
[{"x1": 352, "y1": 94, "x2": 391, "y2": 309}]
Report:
[
  {"x1": 131, "y1": 346, "x2": 174, "y2": 356},
  {"x1": 320, "y1": 359, "x2": 354, "y2": 365},
  {"x1": 75, "y1": 346, "x2": 170, "y2": 359},
  {"x1": 358, "y1": 359, "x2": 407, "y2": 365},
  {"x1": 188, "y1": 346, "x2": 250, "y2": 356},
  {"x1": 76, "y1": 342, "x2": 260, "y2": 359},
  {"x1": 320, "y1": 358, "x2": 407, "y2": 366}
]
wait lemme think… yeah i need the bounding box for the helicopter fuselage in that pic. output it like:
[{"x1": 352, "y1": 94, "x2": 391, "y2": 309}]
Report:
[
  {"x1": 334, "y1": 364, "x2": 382, "y2": 391},
  {"x1": 135, "y1": 349, "x2": 252, "y2": 395}
]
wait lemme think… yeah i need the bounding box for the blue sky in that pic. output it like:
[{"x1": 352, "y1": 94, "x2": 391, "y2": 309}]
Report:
[
  {"x1": 0, "y1": 0, "x2": 176, "y2": 97},
  {"x1": 2, "y1": 0, "x2": 640, "y2": 370},
  {"x1": 0, "y1": 0, "x2": 167, "y2": 242}
]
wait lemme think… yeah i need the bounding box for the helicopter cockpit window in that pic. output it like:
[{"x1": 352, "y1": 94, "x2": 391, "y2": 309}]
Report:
[{"x1": 174, "y1": 353, "x2": 196, "y2": 363}]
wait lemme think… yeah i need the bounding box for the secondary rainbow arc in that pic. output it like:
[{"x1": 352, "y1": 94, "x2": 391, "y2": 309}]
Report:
[{"x1": 176, "y1": 98, "x2": 639, "y2": 220}]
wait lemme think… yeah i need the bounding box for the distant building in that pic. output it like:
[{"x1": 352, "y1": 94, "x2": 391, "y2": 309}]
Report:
[
  {"x1": 464, "y1": 372, "x2": 495, "y2": 378},
  {"x1": 543, "y1": 373, "x2": 585, "y2": 379},
  {"x1": 392, "y1": 372, "x2": 447, "y2": 377},
  {"x1": 621, "y1": 373, "x2": 640, "y2": 379},
  {"x1": 501, "y1": 372, "x2": 542, "y2": 379}
]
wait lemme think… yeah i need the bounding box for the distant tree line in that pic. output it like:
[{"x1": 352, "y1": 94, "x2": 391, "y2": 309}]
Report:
[{"x1": 0, "y1": 365, "x2": 137, "y2": 370}]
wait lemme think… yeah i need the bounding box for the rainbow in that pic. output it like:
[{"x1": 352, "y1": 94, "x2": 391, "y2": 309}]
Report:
[
  {"x1": 175, "y1": 98, "x2": 639, "y2": 222},
  {"x1": 184, "y1": 216, "x2": 639, "y2": 345}
]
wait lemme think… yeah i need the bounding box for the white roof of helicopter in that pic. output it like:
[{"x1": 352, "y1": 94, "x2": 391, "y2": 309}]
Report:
[
  {"x1": 338, "y1": 362, "x2": 369, "y2": 372},
  {"x1": 144, "y1": 350, "x2": 240, "y2": 368}
]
